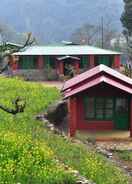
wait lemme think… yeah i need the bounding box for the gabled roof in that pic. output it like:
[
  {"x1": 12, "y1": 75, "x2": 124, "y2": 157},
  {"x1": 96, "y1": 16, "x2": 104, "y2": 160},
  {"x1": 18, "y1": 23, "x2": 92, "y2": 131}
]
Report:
[
  {"x1": 14, "y1": 45, "x2": 120, "y2": 56},
  {"x1": 63, "y1": 65, "x2": 132, "y2": 98},
  {"x1": 63, "y1": 65, "x2": 132, "y2": 91},
  {"x1": 57, "y1": 55, "x2": 80, "y2": 61}
]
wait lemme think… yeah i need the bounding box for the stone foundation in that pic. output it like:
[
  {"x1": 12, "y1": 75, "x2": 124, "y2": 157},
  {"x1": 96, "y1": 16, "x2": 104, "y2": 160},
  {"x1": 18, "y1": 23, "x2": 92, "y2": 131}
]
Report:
[{"x1": 13, "y1": 69, "x2": 59, "y2": 81}]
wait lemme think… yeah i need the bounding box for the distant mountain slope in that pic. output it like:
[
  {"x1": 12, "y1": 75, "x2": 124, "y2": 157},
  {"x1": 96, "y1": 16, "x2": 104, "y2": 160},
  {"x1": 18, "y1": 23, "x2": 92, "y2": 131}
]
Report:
[{"x1": 0, "y1": 0, "x2": 123, "y2": 43}]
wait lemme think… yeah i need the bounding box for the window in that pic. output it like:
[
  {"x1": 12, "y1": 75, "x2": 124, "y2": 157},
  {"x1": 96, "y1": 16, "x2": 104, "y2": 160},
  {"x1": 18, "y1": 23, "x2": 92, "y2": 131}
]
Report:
[
  {"x1": 45, "y1": 56, "x2": 56, "y2": 69},
  {"x1": 84, "y1": 97, "x2": 114, "y2": 120},
  {"x1": 19, "y1": 56, "x2": 37, "y2": 69},
  {"x1": 105, "y1": 98, "x2": 114, "y2": 119},
  {"x1": 80, "y1": 56, "x2": 89, "y2": 69},
  {"x1": 84, "y1": 97, "x2": 95, "y2": 119},
  {"x1": 96, "y1": 98, "x2": 104, "y2": 119},
  {"x1": 115, "y1": 98, "x2": 128, "y2": 114},
  {"x1": 95, "y1": 55, "x2": 112, "y2": 67}
]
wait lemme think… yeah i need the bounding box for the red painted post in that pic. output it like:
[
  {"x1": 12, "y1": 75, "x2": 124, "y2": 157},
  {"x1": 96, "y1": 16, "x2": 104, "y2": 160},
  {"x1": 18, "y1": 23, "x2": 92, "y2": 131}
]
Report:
[
  {"x1": 68, "y1": 97, "x2": 77, "y2": 137},
  {"x1": 75, "y1": 61, "x2": 80, "y2": 74},
  {"x1": 59, "y1": 62, "x2": 64, "y2": 75},
  {"x1": 130, "y1": 98, "x2": 132, "y2": 138},
  {"x1": 113, "y1": 55, "x2": 121, "y2": 69},
  {"x1": 11, "y1": 56, "x2": 19, "y2": 71},
  {"x1": 37, "y1": 55, "x2": 44, "y2": 69},
  {"x1": 89, "y1": 55, "x2": 95, "y2": 68}
]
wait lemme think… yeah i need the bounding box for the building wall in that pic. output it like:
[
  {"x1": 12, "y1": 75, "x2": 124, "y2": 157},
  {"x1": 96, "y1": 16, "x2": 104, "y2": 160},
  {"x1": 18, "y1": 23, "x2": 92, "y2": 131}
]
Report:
[
  {"x1": 69, "y1": 84, "x2": 130, "y2": 134},
  {"x1": 76, "y1": 96, "x2": 114, "y2": 131},
  {"x1": 13, "y1": 69, "x2": 58, "y2": 81},
  {"x1": 11, "y1": 54, "x2": 121, "y2": 80}
]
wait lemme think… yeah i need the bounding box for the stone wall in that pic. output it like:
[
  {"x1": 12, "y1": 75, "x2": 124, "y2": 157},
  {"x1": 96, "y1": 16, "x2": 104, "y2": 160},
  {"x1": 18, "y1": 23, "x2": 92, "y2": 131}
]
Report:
[{"x1": 13, "y1": 69, "x2": 59, "y2": 81}]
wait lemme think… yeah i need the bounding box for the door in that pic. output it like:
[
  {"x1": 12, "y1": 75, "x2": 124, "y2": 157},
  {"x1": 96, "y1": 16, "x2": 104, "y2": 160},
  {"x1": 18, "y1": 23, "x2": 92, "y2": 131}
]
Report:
[
  {"x1": 114, "y1": 98, "x2": 129, "y2": 130},
  {"x1": 64, "y1": 60, "x2": 74, "y2": 77}
]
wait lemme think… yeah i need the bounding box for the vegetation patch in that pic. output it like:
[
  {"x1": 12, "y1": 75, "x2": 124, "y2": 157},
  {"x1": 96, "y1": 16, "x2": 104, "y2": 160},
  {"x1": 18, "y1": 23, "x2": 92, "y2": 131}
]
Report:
[
  {"x1": 0, "y1": 77, "x2": 75, "y2": 184},
  {"x1": 0, "y1": 131, "x2": 75, "y2": 184},
  {"x1": 115, "y1": 150, "x2": 132, "y2": 161},
  {"x1": 0, "y1": 77, "x2": 130, "y2": 184},
  {"x1": 38, "y1": 129, "x2": 130, "y2": 184}
]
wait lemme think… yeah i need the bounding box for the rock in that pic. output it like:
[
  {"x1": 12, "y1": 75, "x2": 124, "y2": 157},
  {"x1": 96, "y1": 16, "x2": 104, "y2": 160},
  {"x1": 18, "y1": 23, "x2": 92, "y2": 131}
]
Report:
[
  {"x1": 47, "y1": 124, "x2": 54, "y2": 128},
  {"x1": 36, "y1": 114, "x2": 45, "y2": 120},
  {"x1": 123, "y1": 166, "x2": 128, "y2": 169},
  {"x1": 107, "y1": 152, "x2": 113, "y2": 158},
  {"x1": 70, "y1": 170, "x2": 80, "y2": 176},
  {"x1": 44, "y1": 100, "x2": 68, "y2": 126},
  {"x1": 50, "y1": 127, "x2": 55, "y2": 131}
]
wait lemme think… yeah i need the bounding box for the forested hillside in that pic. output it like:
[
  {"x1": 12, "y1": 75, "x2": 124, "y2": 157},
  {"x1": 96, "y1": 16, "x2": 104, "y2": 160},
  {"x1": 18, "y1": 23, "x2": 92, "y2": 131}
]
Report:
[{"x1": 0, "y1": 0, "x2": 123, "y2": 43}]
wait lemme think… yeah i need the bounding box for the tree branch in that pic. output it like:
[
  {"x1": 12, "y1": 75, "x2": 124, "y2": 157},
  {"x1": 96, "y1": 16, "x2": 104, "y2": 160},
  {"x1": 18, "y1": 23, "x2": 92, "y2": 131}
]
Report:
[{"x1": 0, "y1": 97, "x2": 26, "y2": 115}]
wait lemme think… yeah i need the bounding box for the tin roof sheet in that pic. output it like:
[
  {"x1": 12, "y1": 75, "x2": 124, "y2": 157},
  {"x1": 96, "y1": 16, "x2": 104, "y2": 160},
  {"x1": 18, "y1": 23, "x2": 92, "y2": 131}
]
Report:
[{"x1": 14, "y1": 45, "x2": 120, "y2": 56}]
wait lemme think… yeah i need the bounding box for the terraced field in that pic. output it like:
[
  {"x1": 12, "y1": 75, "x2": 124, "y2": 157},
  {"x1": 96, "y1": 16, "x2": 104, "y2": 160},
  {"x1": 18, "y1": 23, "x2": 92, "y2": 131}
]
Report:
[{"x1": 0, "y1": 77, "x2": 130, "y2": 184}]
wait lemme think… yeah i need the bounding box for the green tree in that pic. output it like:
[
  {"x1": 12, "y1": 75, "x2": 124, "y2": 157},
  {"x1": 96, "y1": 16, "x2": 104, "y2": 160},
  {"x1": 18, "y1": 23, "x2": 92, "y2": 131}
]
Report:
[
  {"x1": 121, "y1": 0, "x2": 132, "y2": 52},
  {"x1": 121, "y1": 0, "x2": 132, "y2": 36}
]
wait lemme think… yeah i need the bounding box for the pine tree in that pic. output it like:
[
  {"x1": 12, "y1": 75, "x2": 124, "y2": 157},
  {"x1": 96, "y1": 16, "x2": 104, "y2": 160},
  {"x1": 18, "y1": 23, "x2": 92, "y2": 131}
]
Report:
[
  {"x1": 121, "y1": 0, "x2": 132, "y2": 36},
  {"x1": 121, "y1": 0, "x2": 132, "y2": 48},
  {"x1": 121, "y1": 0, "x2": 132, "y2": 78}
]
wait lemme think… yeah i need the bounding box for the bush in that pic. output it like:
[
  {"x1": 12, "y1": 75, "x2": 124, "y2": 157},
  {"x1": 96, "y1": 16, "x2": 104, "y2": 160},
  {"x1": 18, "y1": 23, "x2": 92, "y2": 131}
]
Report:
[
  {"x1": 0, "y1": 131, "x2": 75, "y2": 184},
  {"x1": 40, "y1": 130, "x2": 130, "y2": 184},
  {"x1": 116, "y1": 150, "x2": 132, "y2": 161}
]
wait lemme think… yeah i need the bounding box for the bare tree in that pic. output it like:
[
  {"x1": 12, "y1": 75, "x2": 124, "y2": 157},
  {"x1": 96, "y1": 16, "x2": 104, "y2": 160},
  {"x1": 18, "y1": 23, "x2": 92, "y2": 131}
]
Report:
[
  {"x1": 0, "y1": 97, "x2": 26, "y2": 115},
  {"x1": 70, "y1": 20, "x2": 117, "y2": 49},
  {"x1": 0, "y1": 32, "x2": 35, "y2": 58},
  {"x1": 0, "y1": 32, "x2": 35, "y2": 73},
  {"x1": 71, "y1": 24, "x2": 99, "y2": 45},
  {"x1": 0, "y1": 32, "x2": 35, "y2": 115}
]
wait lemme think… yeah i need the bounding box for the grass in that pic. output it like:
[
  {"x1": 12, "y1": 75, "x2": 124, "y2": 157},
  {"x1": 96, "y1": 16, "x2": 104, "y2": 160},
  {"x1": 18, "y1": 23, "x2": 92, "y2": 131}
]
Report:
[
  {"x1": 0, "y1": 77, "x2": 75, "y2": 184},
  {"x1": 116, "y1": 150, "x2": 132, "y2": 161},
  {"x1": 0, "y1": 76, "x2": 130, "y2": 184},
  {"x1": 36, "y1": 127, "x2": 130, "y2": 184}
]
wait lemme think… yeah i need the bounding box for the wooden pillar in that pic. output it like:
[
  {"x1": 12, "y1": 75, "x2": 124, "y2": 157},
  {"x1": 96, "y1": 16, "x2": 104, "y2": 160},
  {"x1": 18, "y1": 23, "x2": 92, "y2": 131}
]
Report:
[
  {"x1": 59, "y1": 62, "x2": 64, "y2": 75},
  {"x1": 113, "y1": 55, "x2": 121, "y2": 69},
  {"x1": 75, "y1": 61, "x2": 80, "y2": 74},
  {"x1": 130, "y1": 97, "x2": 132, "y2": 137},
  {"x1": 37, "y1": 55, "x2": 44, "y2": 69},
  {"x1": 89, "y1": 55, "x2": 95, "y2": 68},
  {"x1": 11, "y1": 55, "x2": 19, "y2": 71},
  {"x1": 68, "y1": 97, "x2": 77, "y2": 137}
]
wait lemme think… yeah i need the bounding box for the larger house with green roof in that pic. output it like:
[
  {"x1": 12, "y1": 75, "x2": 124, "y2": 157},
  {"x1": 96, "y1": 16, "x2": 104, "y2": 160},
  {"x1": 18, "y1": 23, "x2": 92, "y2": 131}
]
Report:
[{"x1": 11, "y1": 44, "x2": 121, "y2": 80}]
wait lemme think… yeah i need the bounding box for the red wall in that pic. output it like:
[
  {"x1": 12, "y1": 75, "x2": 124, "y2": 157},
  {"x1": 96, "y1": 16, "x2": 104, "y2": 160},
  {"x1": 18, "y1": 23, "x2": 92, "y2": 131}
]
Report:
[
  {"x1": 76, "y1": 95, "x2": 114, "y2": 131},
  {"x1": 71, "y1": 84, "x2": 130, "y2": 132}
]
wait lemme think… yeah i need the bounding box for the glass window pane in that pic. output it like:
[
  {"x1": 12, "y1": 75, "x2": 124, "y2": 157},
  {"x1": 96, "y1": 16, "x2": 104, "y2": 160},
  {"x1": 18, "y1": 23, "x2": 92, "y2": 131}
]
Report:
[
  {"x1": 84, "y1": 97, "x2": 95, "y2": 119},
  {"x1": 105, "y1": 99, "x2": 113, "y2": 108},
  {"x1": 105, "y1": 98, "x2": 114, "y2": 119},
  {"x1": 96, "y1": 98, "x2": 104, "y2": 119},
  {"x1": 105, "y1": 109, "x2": 113, "y2": 119},
  {"x1": 116, "y1": 98, "x2": 128, "y2": 114}
]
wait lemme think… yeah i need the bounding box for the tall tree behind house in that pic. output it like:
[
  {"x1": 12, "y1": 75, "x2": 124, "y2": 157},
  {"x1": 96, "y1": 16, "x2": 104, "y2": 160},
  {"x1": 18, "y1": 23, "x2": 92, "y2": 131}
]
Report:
[
  {"x1": 121, "y1": 0, "x2": 132, "y2": 53},
  {"x1": 121, "y1": 0, "x2": 132, "y2": 77}
]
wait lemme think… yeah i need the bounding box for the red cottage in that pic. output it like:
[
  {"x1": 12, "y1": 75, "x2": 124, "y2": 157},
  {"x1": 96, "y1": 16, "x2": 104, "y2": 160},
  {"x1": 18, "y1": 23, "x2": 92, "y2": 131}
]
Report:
[{"x1": 62, "y1": 65, "x2": 132, "y2": 137}]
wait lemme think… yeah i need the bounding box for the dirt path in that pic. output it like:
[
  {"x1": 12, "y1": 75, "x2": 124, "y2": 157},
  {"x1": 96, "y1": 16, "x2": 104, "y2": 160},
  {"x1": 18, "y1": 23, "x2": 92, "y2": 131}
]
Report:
[{"x1": 39, "y1": 81, "x2": 64, "y2": 90}]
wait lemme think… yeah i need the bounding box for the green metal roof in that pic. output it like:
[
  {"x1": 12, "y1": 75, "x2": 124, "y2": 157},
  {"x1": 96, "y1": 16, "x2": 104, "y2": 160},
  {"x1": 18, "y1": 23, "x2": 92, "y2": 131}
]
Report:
[{"x1": 14, "y1": 45, "x2": 121, "y2": 56}]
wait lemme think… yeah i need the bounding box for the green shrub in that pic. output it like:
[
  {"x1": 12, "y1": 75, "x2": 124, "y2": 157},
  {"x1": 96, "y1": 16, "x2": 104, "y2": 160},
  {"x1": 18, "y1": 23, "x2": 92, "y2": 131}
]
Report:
[
  {"x1": 0, "y1": 131, "x2": 75, "y2": 184},
  {"x1": 116, "y1": 150, "x2": 132, "y2": 161},
  {"x1": 39, "y1": 130, "x2": 130, "y2": 184}
]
